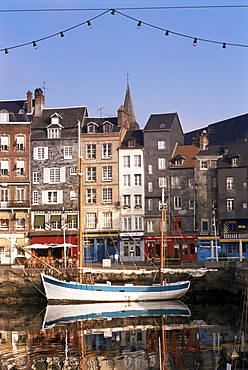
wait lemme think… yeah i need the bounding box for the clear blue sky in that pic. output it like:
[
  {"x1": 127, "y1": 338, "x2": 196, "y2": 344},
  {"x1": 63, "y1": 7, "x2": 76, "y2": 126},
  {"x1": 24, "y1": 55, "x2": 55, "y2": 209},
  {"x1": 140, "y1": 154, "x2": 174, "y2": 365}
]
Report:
[{"x1": 1, "y1": 0, "x2": 248, "y2": 132}]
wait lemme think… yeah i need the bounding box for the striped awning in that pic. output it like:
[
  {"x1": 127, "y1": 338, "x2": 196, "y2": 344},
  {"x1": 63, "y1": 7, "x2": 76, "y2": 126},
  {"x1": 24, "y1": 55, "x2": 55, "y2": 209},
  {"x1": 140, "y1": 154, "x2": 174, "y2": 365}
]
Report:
[
  {"x1": 16, "y1": 212, "x2": 26, "y2": 218},
  {"x1": 0, "y1": 212, "x2": 9, "y2": 219}
]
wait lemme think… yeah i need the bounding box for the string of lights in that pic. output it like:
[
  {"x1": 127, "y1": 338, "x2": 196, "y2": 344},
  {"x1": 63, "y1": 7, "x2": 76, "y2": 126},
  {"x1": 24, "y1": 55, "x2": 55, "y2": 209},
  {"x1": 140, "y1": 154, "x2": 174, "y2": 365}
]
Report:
[{"x1": 1, "y1": 7, "x2": 248, "y2": 54}]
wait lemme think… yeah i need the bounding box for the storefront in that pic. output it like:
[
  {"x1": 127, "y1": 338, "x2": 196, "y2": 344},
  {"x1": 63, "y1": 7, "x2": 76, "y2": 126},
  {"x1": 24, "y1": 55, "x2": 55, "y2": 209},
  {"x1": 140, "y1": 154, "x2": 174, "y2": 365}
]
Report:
[{"x1": 119, "y1": 232, "x2": 144, "y2": 261}]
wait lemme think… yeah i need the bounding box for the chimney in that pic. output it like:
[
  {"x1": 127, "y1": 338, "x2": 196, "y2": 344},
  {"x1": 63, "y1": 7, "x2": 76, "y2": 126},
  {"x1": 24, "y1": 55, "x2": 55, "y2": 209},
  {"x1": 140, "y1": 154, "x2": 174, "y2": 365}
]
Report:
[
  {"x1": 26, "y1": 91, "x2": 33, "y2": 114},
  {"x1": 34, "y1": 88, "x2": 45, "y2": 116},
  {"x1": 199, "y1": 130, "x2": 208, "y2": 150},
  {"x1": 117, "y1": 105, "x2": 130, "y2": 129}
]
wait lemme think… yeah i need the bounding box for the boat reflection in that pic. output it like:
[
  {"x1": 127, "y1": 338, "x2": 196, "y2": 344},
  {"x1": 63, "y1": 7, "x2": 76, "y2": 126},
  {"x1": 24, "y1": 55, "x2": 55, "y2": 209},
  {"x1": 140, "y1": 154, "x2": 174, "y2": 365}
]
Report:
[{"x1": 43, "y1": 300, "x2": 191, "y2": 329}]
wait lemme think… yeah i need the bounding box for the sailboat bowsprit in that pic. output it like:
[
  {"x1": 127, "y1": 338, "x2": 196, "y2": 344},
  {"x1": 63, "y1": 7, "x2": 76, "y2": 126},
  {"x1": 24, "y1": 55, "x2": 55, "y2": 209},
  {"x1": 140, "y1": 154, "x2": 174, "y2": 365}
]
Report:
[{"x1": 41, "y1": 273, "x2": 190, "y2": 302}]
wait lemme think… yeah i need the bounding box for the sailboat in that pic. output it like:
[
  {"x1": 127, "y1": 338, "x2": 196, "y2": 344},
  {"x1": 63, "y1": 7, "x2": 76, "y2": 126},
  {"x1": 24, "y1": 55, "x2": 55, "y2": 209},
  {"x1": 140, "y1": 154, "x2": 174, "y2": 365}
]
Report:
[{"x1": 41, "y1": 122, "x2": 190, "y2": 303}]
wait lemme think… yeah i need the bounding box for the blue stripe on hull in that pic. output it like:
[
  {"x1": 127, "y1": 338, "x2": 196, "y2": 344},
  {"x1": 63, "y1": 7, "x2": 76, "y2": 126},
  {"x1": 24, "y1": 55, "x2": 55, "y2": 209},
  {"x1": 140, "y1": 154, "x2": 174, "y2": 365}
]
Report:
[{"x1": 43, "y1": 275, "x2": 190, "y2": 293}]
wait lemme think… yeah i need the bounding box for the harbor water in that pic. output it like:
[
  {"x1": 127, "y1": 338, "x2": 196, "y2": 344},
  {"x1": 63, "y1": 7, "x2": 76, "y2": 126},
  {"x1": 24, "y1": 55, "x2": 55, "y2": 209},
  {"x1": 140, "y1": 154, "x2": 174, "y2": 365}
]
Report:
[{"x1": 0, "y1": 298, "x2": 247, "y2": 369}]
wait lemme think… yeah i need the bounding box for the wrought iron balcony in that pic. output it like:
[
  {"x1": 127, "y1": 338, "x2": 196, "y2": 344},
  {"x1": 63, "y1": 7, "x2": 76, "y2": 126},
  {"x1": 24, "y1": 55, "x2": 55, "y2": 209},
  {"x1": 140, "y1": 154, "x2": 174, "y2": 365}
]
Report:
[{"x1": 0, "y1": 200, "x2": 30, "y2": 208}]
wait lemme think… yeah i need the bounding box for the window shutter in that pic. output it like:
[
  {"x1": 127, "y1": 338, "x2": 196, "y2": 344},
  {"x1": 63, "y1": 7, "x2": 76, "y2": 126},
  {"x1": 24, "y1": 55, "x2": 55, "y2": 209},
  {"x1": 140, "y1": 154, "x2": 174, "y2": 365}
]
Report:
[
  {"x1": 42, "y1": 191, "x2": 48, "y2": 204},
  {"x1": 44, "y1": 147, "x2": 48, "y2": 159},
  {"x1": 57, "y1": 190, "x2": 63, "y2": 203},
  {"x1": 43, "y1": 168, "x2": 49, "y2": 183},
  {"x1": 60, "y1": 167, "x2": 66, "y2": 182},
  {"x1": 33, "y1": 147, "x2": 38, "y2": 160}
]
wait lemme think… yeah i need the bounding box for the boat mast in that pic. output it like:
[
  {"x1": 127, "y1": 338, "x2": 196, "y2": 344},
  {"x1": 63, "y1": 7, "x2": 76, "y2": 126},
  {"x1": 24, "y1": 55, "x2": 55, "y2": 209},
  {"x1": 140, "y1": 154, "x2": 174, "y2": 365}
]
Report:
[
  {"x1": 78, "y1": 120, "x2": 84, "y2": 283},
  {"x1": 160, "y1": 187, "x2": 165, "y2": 285}
]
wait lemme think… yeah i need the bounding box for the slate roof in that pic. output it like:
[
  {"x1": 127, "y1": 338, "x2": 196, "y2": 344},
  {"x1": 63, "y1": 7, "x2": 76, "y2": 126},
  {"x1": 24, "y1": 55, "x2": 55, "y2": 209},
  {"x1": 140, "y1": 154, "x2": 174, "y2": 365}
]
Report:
[
  {"x1": 82, "y1": 116, "x2": 119, "y2": 134},
  {"x1": 184, "y1": 113, "x2": 248, "y2": 145},
  {"x1": 120, "y1": 130, "x2": 144, "y2": 149},
  {"x1": 170, "y1": 145, "x2": 199, "y2": 167},
  {"x1": 31, "y1": 106, "x2": 87, "y2": 139},
  {"x1": 0, "y1": 99, "x2": 31, "y2": 122},
  {"x1": 143, "y1": 113, "x2": 180, "y2": 131},
  {"x1": 218, "y1": 142, "x2": 248, "y2": 168}
]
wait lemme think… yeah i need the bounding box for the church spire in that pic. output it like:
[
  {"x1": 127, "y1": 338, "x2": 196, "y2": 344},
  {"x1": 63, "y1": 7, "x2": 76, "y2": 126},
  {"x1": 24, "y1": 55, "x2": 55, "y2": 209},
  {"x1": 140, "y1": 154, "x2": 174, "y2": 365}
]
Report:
[{"x1": 124, "y1": 69, "x2": 139, "y2": 130}]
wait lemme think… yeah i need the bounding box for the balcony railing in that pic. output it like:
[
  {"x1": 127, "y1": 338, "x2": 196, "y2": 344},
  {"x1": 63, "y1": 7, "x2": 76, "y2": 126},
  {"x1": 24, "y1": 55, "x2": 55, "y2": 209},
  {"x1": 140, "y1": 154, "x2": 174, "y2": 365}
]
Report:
[
  {"x1": 0, "y1": 200, "x2": 30, "y2": 208},
  {"x1": 222, "y1": 232, "x2": 248, "y2": 239}
]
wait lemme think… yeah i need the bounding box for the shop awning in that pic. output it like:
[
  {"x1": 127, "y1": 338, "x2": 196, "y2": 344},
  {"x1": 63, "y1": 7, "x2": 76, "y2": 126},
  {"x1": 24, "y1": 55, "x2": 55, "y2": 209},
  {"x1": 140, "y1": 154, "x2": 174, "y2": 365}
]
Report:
[
  {"x1": 67, "y1": 214, "x2": 77, "y2": 221},
  {"x1": 34, "y1": 215, "x2": 45, "y2": 227},
  {"x1": 0, "y1": 212, "x2": 9, "y2": 219},
  {"x1": 16, "y1": 212, "x2": 26, "y2": 218}
]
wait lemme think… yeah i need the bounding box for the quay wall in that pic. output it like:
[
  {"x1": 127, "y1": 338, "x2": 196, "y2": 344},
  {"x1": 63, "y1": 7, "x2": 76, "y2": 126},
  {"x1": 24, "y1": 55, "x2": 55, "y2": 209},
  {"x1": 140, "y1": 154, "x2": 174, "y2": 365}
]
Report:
[{"x1": 0, "y1": 261, "x2": 247, "y2": 304}]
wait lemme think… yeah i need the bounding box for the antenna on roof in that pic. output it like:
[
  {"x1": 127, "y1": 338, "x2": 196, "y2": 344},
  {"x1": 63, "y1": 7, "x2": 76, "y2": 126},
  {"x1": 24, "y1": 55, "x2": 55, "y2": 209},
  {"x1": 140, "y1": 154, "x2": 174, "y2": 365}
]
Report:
[
  {"x1": 97, "y1": 106, "x2": 105, "y2": 118},
  {"x1": 42, "y1": 81, "x2": 50, "y2": 100}
]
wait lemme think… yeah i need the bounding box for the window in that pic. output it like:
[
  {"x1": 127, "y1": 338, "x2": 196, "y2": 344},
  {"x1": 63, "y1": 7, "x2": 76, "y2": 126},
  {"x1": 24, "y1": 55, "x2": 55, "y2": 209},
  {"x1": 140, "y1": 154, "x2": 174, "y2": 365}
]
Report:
[
  {"x1": 102, "y1": 166, "x2": 112, "y2": 181},
  {"x1": 42, "y1": 190, "x2": 63, "y2": 204},
  {"x1": 158, "y1": 157, "x2": 166, "y2": 170},
  {"x1": 123, "y1": 195, "x2": 131, "y2": 208},
  {"x1": 134, "y1": 174, "x2": 141, "y2": 186},
  {"x1": 16, "y1": 136, "x2": 25, "y2": 151},
  {"x1": 34, "y1": 215, "x2": 45, "y2": 229},
  {"x1": 226, "y1": 177, "x2": 234, "y2": 190},
  {"x1": 33, "y1": 172, "x2": 39, "y2": 184},
  {"x1": 148, "y1": 165, "x2": 153, "y2": 174},
  {"x1": 134, "y1": 195, "x2": 142, "y2": 208},
  {"x1": 189, "y1": 179, "x2": 194, "y2": 188},
  {"x1": 102, "y1": 188, "x2": 112, "y2": 203},
  {"x1": 211, "y1": 160, "x2": 217, "y2": 168},
  {"x1": 50, "y1": 214, "x2": 61, "y2": 229},
  {"x1": 87, "y1": 123, "x2": 97, "y2": 133},
  {"x1": 67, "y1": 215, "x2": 77, "y2": 229},
  {"x1": 123, "y1": 175, "x2": 131, "y2": 187},
  {"x1": 134, "y1": 216, "x2": 142, "y2": 230},
  {"x1": 0, "y1": 160, "x2": 9, "y2": 176},
  {"x1": 64, "y1": 146, "x2": 72, "y2": 159},
  {"x1": 15, "y1": 160, "x2": 25, "y2": 176},
  {"x1": 148, "y1": 199, "x2": 153, "y2": 211},
  {"x1": 86, "y1": 167, "x2": 96, "y2": 182},
  {"x1": 0, "y1": 188, "x2": 8, "y2": 202},
  {"x1": 123, "y1": 217, "x2": 132, "y2": 230},
  {"x1": 123, "y1": 156, "x2": 130, "y2": 167},
  {"x1": 227, "y1": 198, "x2": 234, "y2": 211},
  {"x1": 158, "y1": 140, "x2": 166, "y2": 149},
  {"x1": 103, "y1": 212, "x2": 112, "y2": 228},
  {"x1": 70, "y1": 167, "x2": 77, "y2": 175},
  {"x1": 86, "y1": 189, "x2": 96, "y2": 204},
  {"x1": 201, "y1": 219, "x2": 209, "y2": 232},
  {"x1": 0, "y1": 218, "x2": 9, "y2": 229},
  {"x1": 172, "y1": 218, "x2": 182, "y2": 231},
  {"x1": 174, "y1": 158, "x2": 183, "y2": 166},
  {"x1": 128, "y1": 140, "x2": 135, "y2": 147},
  {"x1": 171, "y1": 176, "x2": 180, "y2": 189},
  {"x1": 0, "y1": 112, "x2": 9, "y2": 122},
  {"x1": 159, "y1": 177, "x2": 167, "y2": 188},
  {"x1": 16, "y1": 218, "x2": 25, "y2": 229},
  {"x1": 0, "y1": 136, "x2": 9, "y2": 151},
  {"x1": 16, "y1": 187, "x2": 24, "y2": 201},
  {"x1": 211, "y1": 177, "x2": 217, "y2": 189},
  {"x1": 134, "y1": 155, "x2": 141, "y2": 167},
  {"x1": 86, "y1": 213, "x2": 97, "y2": 228},
  {"x1": 200, "y1": 160, "x2": 208, "y2": 170},
  {"x1": 147, "y1": 220, "x2": 154, "y2": 232},
  {"x1": 48, "y1": 128, "x2": 61, "y2": 138},
  {"x1": 243, "y1": 203, "x2": 247, "y2": 209},
  {"x1": 70, "y1": 190, "x2": 77, "y2": 200},
  {"x1": 148, "y1": 182, "x2": 153, "y2": 192},
  {"x1": 231, "y1": 157, "x2": 239, "y2": 166},
  {"x1": 33, "y1": 147, "x2": 48, "y2": 160},
  {"x1": 174, "y1": 196, "x2": 182, "y2": 209},
  {"x1": 102, "y1": 123, "x2": 113, "y2": 133},
  {"x1": 228, "y1": 222, "x2": 237, "y2": 233},
  {"x1": 102, "y1": 144, "x2": 112, "y2": 159},
  {"x1": 86, "y1": 144, "x2": 96, "y2": 159},
  {"x1": 32, "y1": 191, "x2": 38, "y2": 204},
  {"x1": 43, "y1": 167, "x2": 66, "y2": 183},
  {"x1": 189, "y1": 200, "x2": 194, "y2": 209}
]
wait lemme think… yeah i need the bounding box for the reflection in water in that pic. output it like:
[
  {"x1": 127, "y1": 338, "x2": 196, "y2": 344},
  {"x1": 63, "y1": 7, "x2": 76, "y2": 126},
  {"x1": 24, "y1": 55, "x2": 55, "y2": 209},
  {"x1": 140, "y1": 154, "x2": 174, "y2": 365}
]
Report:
[{"x1": 0, "y1": 300, "x2": 247, "y2": 369}]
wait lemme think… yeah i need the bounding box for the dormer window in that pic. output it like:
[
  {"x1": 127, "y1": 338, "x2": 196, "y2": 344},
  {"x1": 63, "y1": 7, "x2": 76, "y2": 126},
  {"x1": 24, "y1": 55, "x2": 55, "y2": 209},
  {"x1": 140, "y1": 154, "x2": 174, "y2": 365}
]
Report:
[
  {"x1": 231, "y1": 157, "x2": 239, "y2": 166},
  {"x1": 102, "y1": 121, "x2": 113, "y2": 133},
  {"x1": 175, "y1": 158, "x2": 183, "y2": 166},
  {"x1": 128, "y1": 139, "x2": 135, "y2": 147},
  {"x1": 0, "y1": 111, "x2": 9, "y2": 123},
  {"x1": 87, "y1": 122, "x2": 99, "y2": 134},
  {"x1": 48, "y1": 127, "x2": 61, "y2": 138}
]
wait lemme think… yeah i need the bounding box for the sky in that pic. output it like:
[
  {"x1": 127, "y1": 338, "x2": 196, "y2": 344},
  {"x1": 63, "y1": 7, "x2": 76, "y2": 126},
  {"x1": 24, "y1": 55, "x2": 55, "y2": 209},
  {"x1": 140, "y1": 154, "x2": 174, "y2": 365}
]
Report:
[{"x1": 1, "y1": 0, "x2": 248, "y2": 132}]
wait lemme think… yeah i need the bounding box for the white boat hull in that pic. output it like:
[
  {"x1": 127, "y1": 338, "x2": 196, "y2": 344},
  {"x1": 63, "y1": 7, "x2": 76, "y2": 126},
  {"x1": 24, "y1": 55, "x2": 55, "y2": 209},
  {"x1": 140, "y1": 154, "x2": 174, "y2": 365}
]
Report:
[
  {"x1": 43, "y1": 300, "x2": 191, "y2": 329},
  {"x1": 41, "y1": 273, "x2": 190, "y2": 302}
]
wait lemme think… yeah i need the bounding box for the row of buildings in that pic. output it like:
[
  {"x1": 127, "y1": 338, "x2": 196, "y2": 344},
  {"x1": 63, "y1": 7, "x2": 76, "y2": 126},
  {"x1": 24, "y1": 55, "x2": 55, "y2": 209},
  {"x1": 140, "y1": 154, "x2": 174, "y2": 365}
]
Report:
[{"x1": 0, "y1": 86, "x2": 248, "y2": 265}]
